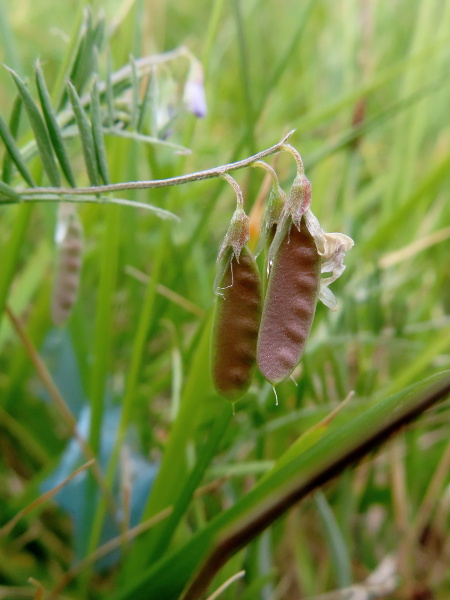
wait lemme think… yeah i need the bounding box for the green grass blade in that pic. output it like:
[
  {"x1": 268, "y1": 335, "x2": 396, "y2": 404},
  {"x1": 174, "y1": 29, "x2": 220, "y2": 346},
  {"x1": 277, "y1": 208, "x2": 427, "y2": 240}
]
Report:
[
  {"x1": 93, "y1": 11, "x2": 106, "y2": 52},
  {"x1": 54, "y1": 7, "x2": 86, "y2": 109},
  {"x1": 35, "y1": 60, "x2": 76, "y2": 187},
  {"x1": 0, "y1": 204, "x2": 32, "y2": 328},
  {"x1": 122, "y1": 314, "x2": 217, "y2": 576},
  {"x1": 69, "y1": 7, "x2": 96, "y2": 96},
  {"x1": 363, "y1": 150, "x2": 450, "y2": 253},
  {"x1": 314, "y1": 490, "x2": 352, "y2": 589},
  {"x1": 130, "y1": 55, "x2": 140, "y2": 132},
  {"x1": 111, "y1": 371, "x2": 450, "y2": 600},
  {"x1": 137, "y1": 71, "x2": 153, "y2": 132},
  {"x1": 141, "y1": 404, "x2": 232, "y2": 563},
  {"x1": 105, "y1": 52, "x2": 115, "y2": 127},
  {"x1": 2, "y1": 95, "x2": 22, "y2": 184},
  {"x1": 102, "y1": 127, "x2": 191, "y2": 153},
  {"x1": 0, "y1": 112, "x2": 35, "y2": 187},
  {"x1": 67, "y1": 80, "x2": 101, "y2": 186},
  {"x1": 7, "y1": 67, "x2": 61, "y2": 187}
]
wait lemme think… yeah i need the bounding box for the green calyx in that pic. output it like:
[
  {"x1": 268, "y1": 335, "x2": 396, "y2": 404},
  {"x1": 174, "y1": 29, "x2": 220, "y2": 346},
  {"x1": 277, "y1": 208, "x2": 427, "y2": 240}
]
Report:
[{"x1": 217, "y1": 204, "x2": 250, "y2": 263}]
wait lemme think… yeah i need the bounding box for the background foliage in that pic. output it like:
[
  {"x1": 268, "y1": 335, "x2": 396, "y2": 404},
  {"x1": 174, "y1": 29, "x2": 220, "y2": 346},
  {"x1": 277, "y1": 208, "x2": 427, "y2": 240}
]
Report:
[{"x1": 1, "y1": 1, "x2": 450, "y2": 599}]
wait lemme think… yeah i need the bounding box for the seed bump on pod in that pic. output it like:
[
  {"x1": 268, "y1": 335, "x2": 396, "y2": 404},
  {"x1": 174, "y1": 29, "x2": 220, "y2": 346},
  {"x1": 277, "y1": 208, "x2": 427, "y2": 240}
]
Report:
[
  {"x1": 211, "y1": 246, "x2": 262, "y2": 401},
  {"x1": 257, "y1": 218, "x2": 321, "y2": 385}
]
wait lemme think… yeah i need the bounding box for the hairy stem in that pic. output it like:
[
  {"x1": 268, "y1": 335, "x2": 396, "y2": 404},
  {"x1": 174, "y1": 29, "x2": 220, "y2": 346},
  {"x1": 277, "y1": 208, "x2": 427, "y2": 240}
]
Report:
[{"x1": 20, "y1": 131, "x2": 295, "y2": 197}]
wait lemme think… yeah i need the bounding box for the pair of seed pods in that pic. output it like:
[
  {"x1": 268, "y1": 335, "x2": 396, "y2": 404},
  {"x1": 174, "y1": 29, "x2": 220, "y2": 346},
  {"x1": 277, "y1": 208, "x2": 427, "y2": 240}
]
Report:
[{"x1": 211, "y1": 210, "x2": 321, "y2": 401}]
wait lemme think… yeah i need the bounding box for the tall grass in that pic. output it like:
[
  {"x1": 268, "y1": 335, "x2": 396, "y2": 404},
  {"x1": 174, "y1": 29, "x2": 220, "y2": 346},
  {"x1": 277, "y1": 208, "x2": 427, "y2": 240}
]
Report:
[{"x1": 1, "y1": 1, "x2": 450, "y2": 599}]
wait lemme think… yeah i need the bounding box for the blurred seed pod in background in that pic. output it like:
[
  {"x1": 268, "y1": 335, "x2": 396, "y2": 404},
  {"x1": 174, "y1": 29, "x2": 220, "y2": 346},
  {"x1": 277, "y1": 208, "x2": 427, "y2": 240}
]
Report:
[{"x1": 51, "y1": 203, "x2": 83, "y2": 326}]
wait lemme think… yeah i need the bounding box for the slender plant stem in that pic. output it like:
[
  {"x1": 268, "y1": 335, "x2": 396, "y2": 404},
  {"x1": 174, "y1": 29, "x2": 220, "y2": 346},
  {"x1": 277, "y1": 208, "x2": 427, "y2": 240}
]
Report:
[
  {"x1": 219, "y1": 173, "x2": 244, "y2": 208},
  {"x1": 281, "y1": 143, "x2": 305, "y2": 173},
  {"x1": 0, "y1": 460, "x2": 94, "y2": 539},
  {"x1": 19, "y1": 131, "x2": 295, "y2": 196}
]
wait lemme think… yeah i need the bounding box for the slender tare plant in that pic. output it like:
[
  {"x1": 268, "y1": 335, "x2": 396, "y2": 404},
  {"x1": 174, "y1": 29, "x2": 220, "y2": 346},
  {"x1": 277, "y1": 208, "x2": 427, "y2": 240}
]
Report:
[{"x1": 2, "y1": 5, "x2": 450, "y2": 600}]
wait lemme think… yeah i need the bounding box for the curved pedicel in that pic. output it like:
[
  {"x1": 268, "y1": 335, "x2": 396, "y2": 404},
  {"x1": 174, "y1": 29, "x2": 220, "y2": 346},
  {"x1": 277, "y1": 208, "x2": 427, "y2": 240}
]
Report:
[
  {"x1": 211, "y1": 246, "x2": 262, "y2": 401},
  {"x1": 257, "y1": 218, "x2": 321, "y2": 385}
]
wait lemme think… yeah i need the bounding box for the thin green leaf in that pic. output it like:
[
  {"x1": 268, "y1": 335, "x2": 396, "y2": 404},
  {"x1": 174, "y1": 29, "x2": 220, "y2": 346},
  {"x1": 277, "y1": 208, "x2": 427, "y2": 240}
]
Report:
[
  {"x1": 141, "y1": 404, "x2": 232, "y2": 563},
  {"x1": 122, "y1": 311, "x2": 215, "y2": 577},
  {"x1": 0, "y1": 180, "x2": 21, "y2": 201},
  {"x1": 148, "y1": 66, "x2": 159, "y2": 138},
  {"x1": 92, "y1": 12, "x2": 105, "y2": 52},
  {"x1": 69, "y1": 7, "x2": 96, "y2": 95},
  {"x1": 105, "y1": 52, "x2": 115, "y2": 126},
  {"x1": 35, "y1": 60, "x2": 76, "y2": 187},
  {"x1": 137, "y1": 70, "x2": 153, "y2": 132},
  {"x1": 2, "y1": 95, "x2": 22, "y2": 184},
  {"x1": 0, "y1": 112, "x2": 35, "y2": 187},
  {"x1": 0, "y1": 204, "x2": 32, "y2": 325},
  {"x1": 130, "y1": 55, "x2": 140, "y2": 131},
  {"x1": 314, "y1": 491, "x2": 352, "y2": 589},
  {"x1": 54, "y1": 7, "x2": 86, "y2": 110},
  {"x1": 103, "y1": 127, "x2": 191, "y2": 154},
  {"x1": 90, "y1": 78, "x2": 110, "y2": 184},
  {"x1": 7, "y1": 67, "x2": 61, "y2": 187},
  {"x1": 67, "y1": 80, "x2": 101, "y2": 186}
]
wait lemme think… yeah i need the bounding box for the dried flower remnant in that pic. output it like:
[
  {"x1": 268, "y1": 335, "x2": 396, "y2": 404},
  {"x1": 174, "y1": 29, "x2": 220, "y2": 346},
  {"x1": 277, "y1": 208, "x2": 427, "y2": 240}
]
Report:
[
  {"x1": 51, "y1": 203, "x2": 83, "y2": 326},
  {"x1": 303, "y1": 209, "x2": 354, "y2": 311},
  {"x1": 183, "y1": 57, "x2": 207, "y2": 118}
]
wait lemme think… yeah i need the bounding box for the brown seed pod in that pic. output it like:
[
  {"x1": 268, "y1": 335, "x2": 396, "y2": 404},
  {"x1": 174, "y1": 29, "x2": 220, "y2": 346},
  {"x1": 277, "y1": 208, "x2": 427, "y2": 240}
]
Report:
[
  {"x1": 51, "y1": 205, "x2": 83, "y2": 326},
  {"x1": 257, "y1": 218, "x2": 321, "y2": 385},
  {"x1": 211, "y1": 246, "x2": 262, "y2": 401}
]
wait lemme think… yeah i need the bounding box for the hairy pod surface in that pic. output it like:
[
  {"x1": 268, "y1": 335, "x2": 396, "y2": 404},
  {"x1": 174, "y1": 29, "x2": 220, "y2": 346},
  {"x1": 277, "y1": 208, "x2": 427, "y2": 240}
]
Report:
[
  {"x1": 257, "y1": 219, "x2": 321, "y2": 385},
  {"x1": 51, "y1": 210, "x2": 83, "y2": 326},
  {"x1": 211, "y1": 246, "x2": 262, "y2": 401}
]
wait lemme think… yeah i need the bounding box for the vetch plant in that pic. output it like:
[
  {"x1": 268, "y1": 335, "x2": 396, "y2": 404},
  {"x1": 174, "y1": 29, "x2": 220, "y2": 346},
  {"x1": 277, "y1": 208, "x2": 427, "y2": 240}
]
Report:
[{"x1": 2, "y1": 6, "x2": 450, "y2": 600}]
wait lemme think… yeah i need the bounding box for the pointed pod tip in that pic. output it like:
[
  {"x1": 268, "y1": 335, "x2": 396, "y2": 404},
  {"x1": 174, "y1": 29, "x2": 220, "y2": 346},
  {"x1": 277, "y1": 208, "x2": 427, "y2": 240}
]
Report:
[{"x1": 282, "y1": 129, "x2": 296, "y2": 143}]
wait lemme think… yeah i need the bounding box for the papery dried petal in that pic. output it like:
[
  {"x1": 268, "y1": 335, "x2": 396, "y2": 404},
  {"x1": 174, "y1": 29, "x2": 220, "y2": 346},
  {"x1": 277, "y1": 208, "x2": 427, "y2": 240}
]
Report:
[{"x1": 183, "y1": 59, "x2": 207, "y2": 118}]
